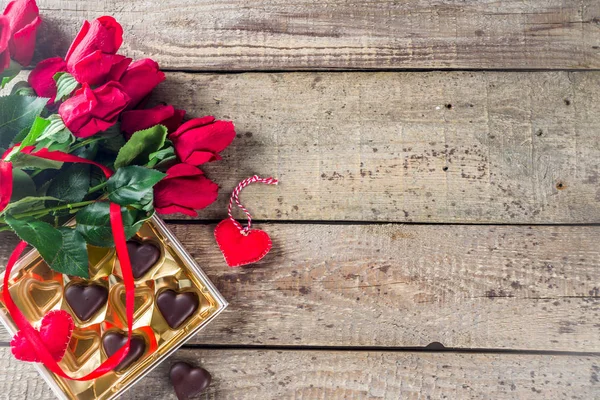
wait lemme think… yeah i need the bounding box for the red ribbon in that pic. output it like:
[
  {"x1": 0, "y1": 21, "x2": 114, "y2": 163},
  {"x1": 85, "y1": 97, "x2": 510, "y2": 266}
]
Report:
[{"x1": 1, "y1": 148, "x2": 135, "y2": 381}]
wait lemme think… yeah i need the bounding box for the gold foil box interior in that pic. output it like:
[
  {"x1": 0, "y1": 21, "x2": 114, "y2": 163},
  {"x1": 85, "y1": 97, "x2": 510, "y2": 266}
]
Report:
[{"x1": 0, "y1": 216, "x2": 227, "y2": 400}]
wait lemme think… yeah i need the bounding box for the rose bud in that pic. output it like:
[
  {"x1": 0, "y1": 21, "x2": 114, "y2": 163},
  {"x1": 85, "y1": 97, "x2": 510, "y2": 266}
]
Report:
[
  {"x1": 154, "y1": 163, "x2": 218, "y2": 216},
  {"x1": 121, "y1": 104, "x2": 185, "y2": 138},
  {"x1": 119, "y1": 58, "x2": 165, "y2": 109},
  {"x1": 2, "y1": 0, "x2": 41, "y2": 67},
  {"x1": 65, "y1": 16, "x2": 130, "y2": 85},
  {"x1": 0, "y1": 16, "x2": 9, "y2": 72},
  {"x1": 169, "y1": 116, "x2": 235, "y2": 166},
  {"x1": 59, "y1": 82, "x2": 130, "y2": 138},
  {"x1": 28, "y1": 57, "x2": 67, "y2": 103}
]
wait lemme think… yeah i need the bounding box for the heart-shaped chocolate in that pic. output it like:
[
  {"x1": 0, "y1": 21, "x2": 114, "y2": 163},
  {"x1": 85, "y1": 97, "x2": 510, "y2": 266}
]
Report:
[
  {"x1": 102, "y1": 332, "x2": 147, "y2": 372},
  {"x1": 126, "y1": 240, "x2": 161, "y2": 279},
  {"x1": 156, "y1": 290, "x2": 200, "y2": 329},
  {"x1": 170, "y1": 361, "x2": 211, "y2": 400},
  {"x1": 65, "y1": 282, "x2": 108, "y2": 321}
]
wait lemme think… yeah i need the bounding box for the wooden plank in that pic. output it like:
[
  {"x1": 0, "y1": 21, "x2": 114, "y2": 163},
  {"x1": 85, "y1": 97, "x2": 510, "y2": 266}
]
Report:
[
  {"x1": 4, "y1": 71, "x2": 600, "y2": 223},
  {"x1": 1, "y1": 223, "x2": 599, "y2": 351},
  {"x1": 32, "y1": 0, "x2": 600, "y2": 70},
  {"x1": 0, "y1": 347, "x2": 597, "y2": 399},
  {"x1": 155, "y1": 71, "x2": 600, "y2": 223}
]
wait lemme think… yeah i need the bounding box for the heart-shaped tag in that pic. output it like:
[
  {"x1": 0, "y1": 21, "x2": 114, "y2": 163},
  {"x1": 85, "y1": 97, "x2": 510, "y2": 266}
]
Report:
[
  {"x1": 214, "y1": 219, "x2": 272, "y2": 267},
  {"x1": 170, "y1": 361, "x2": 212, "y2": 399},
  {"x1": 11, "y1": 310, "x2": 74, "y2": 362}
]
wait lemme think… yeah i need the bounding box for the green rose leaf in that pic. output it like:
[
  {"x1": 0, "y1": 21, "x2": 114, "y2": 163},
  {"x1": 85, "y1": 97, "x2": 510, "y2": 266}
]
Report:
[
  {"x1": 53, "y1": 227, "x2": 90, "y2": 278},
  {"x1": 37, "y1": 115, "x2": 73, "y2": 145},
  {"x1": 0, "y1": 196, "x2": 61, "y2": 216},
  {"x1": 75, "y1": 202, "x2": 149, "y2": 247},
  {"x1": 5, "y1": 216, "x2": 89, "y2": 278},
  {"x1": 0, "y1": 60, "x2": 21, "y2": 89},
  {"x1": 9, "y1": 151, "x2": 63, "y2": 170},
  {"x1": 19, "y1": 116, "x2": 51, "y2": 149},
  {"x1": 11, "y1": 81, "x2": 35, "y2": 97},
  {"x1": 0, "y1": 95, "x2": 48, "y2": 149},
  {"x1": 114, "y1": 125, "x2": 168, "y2": 169},
  {"x1": 106, "y1": 166, "x2": 165, "y2": 206},
  {"x1": 54, "y1": 72, "x2": 79, "y2": 101},
  {"x1": 146, "y1": 146, "x2": 177, "y2": 168},
  {"x1": 10, "y1": 168, "x2": 36, "y2": 202},
  {"x1": 47, "y1": 164, "x2": 91, "y2": 203}
]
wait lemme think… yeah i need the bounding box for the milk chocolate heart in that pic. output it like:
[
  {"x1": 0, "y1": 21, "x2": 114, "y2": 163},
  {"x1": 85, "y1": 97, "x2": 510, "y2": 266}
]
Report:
[
  {"x1": 102, "y1": 332, "x2": 147, "y2": 372},
  {"x1": 65, "y1": 282, "x2": 108, "y2": 321},
  {"x1": 126, "y1": 240, "x2": 160, "y2": 279},
  {"x1": 170, "y1": 361, "x2": 211, "y2": 400},
  {"x1": 156, "y1": 290, "x2": 200, "y2": 329}
]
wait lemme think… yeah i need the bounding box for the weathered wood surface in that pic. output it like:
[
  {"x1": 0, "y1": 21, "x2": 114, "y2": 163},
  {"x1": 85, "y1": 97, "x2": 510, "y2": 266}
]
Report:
[
  {"x1": 0, "y1": 347, "x2": 597, "y2": 399},
  {"x1": 2, "y1": 223, "x2": 598, "y2": 351},
  {"x1": 154, "y1": 71, "x2": 600, "y2": 223},
  {"x1": 32, "y1": 0, "x2": 600, "y2": 71},
  {"x1": 6, "y1": 70, "x2": 599, "y2": 223}
]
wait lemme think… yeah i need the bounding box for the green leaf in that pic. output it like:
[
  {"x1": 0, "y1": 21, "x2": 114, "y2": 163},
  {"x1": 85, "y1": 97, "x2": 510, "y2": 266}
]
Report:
[
  {"x1": 53, "y1": 72, "x2": 79, "y2": 101},
  {"x1": 4, "y1": 216, "x2": 89, "y2": 278},
  {"x1": 9, "y1": 151, "x2": 63, "y2": 170},
  {"x1": 37, "y1": 115, "x2": 73, "y2": 144},
  {"x1": 46, "y1": 164, "x2": 91, "y2": 203},
  {"x1": 114, "y1": 125, "x2": 168, "y2": 169},
  {"x1": 0, "y1": 60, "x2": 22, "y2": 89},
  {"x1": 106, "y1": 166, "x2": 165, "y2": 206},
  {"x1": 10, "y1": 169, "x2": 36, "y2": 202},
  {"x1": 0, "y1": 196, "x2": 61, "y2": 216},
  {"x1": 0, "y1": 95, "x2": 48, "y2": 149},
  {"x1": 75, "y1": 202, "x2": 146, "y2": 247},
  {"x1": 11, "y1": 81, "x2": 35, "y2": 97},
  {"x1": 53, "y1": 228, "x2": 89, "y2": 278},
  {"x1": 146, "y1": 146, "x2": 176, "y2": 168},
  {"x1": 19, "y1": 117, "x2": 51, "y2": 149}
]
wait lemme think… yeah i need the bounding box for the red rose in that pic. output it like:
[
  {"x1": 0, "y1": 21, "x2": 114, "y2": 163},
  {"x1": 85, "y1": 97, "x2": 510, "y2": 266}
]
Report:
[
  {"x1": 2, "y1": 0, "x2": 41, "y2": 67},
  {"x1": 58, "y1": 82, "x2": 130, "y2": 138},
  {"x1": 121, "y1": 104, "x2": 185, "y2": 137},
  {"x1": 65, "y1": 16, "x2": 129, "y2": 85},
  {"x1": 119, "y1": 59, "x2": 165, "y2": 109},
  {"x1": 154, "y1": 163, "x2": 218, "y2": 216},
  {"x1": 28, "y1": 57, "x2": 67, "y2": 103},
  {"x1": 0, "y1": 16, "x2": 9, "y2": 72},
  {"x1": 169, "y1": 116, "x2": 235, "y2": 166}
]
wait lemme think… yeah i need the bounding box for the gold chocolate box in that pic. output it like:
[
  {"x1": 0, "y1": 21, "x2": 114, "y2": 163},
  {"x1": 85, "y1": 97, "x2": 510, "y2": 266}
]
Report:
[{"x1": 0, "y1": 216, "x2": 227, "y2": 400}]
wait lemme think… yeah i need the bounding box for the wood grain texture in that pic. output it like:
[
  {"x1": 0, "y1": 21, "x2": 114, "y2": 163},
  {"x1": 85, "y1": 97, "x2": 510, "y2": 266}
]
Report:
[
  {"x1": 153, "y1": 71, "x2": 600, "y2": 223},
  {"x1": 0, "y1": 347, "x2": 597, "y2": 399},
  {"x1": 1, "y1": 223, "x2": 598, "y2": 351},
  {"x1": 30, "y1": 0, "x2": 600, "y2": 70}
]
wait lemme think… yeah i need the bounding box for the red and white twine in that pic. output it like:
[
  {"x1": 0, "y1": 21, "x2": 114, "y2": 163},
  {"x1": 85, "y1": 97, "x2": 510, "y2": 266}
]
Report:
[{"x1": 228, "y1": 175, "x2": 278, "y2": 234}]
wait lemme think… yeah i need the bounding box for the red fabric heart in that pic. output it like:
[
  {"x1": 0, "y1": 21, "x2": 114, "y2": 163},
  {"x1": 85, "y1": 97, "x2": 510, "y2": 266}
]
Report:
[
  {"x1": 214, "y1": 219, "x2": 272, "y2": 267},
  {"x1": 11, "y1": 310, "x2": 74, "y2": 362}
]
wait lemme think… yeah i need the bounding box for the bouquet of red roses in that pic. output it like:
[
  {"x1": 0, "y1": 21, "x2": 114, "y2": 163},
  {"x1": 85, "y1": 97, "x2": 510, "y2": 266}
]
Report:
[{"x1": 0, "y1": 0, "x2": 235, "y2": 279}]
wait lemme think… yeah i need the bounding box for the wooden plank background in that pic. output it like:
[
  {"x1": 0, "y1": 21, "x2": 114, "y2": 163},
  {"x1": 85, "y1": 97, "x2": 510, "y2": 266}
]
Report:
[
  {"x1": 1, "y1": 348, "x2": 598, "y2": 399},
  {"x1": 2, "y1": 223, "x2": 599, "y2": 352},
  {"x1": 32, "y1": 0, "x2": 600, "y2": 70},
  {"x1": 1, "y1": 0, "x2": 600, "y2": 398}
]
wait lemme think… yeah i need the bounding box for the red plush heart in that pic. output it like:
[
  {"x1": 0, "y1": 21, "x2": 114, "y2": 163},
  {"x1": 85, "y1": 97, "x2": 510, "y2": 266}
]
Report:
[
  {"x1": 214, "y1": 219, "x2": 272, "y2": 267},
  {"x1": 11, "y1": 310, "x2": 74, "y2": 362}
]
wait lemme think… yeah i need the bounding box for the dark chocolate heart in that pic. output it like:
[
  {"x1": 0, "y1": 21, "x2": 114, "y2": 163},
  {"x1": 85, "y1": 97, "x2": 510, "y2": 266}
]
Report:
[
  {"x1": 170, "y1": 361, "x2": 211, "y2": 400},
  {"x1": 156, "y1": 290, "x2": 200, "y2": 329},
  {"x1": 102, "y1": 332, "x2": 147, "y2": 372},
  {"x1": 126, "y1": 240, "x2": 160, "y2": 279},
  {"x1": 65, "y1": 282, "x2": 108, "y2": 321}
]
